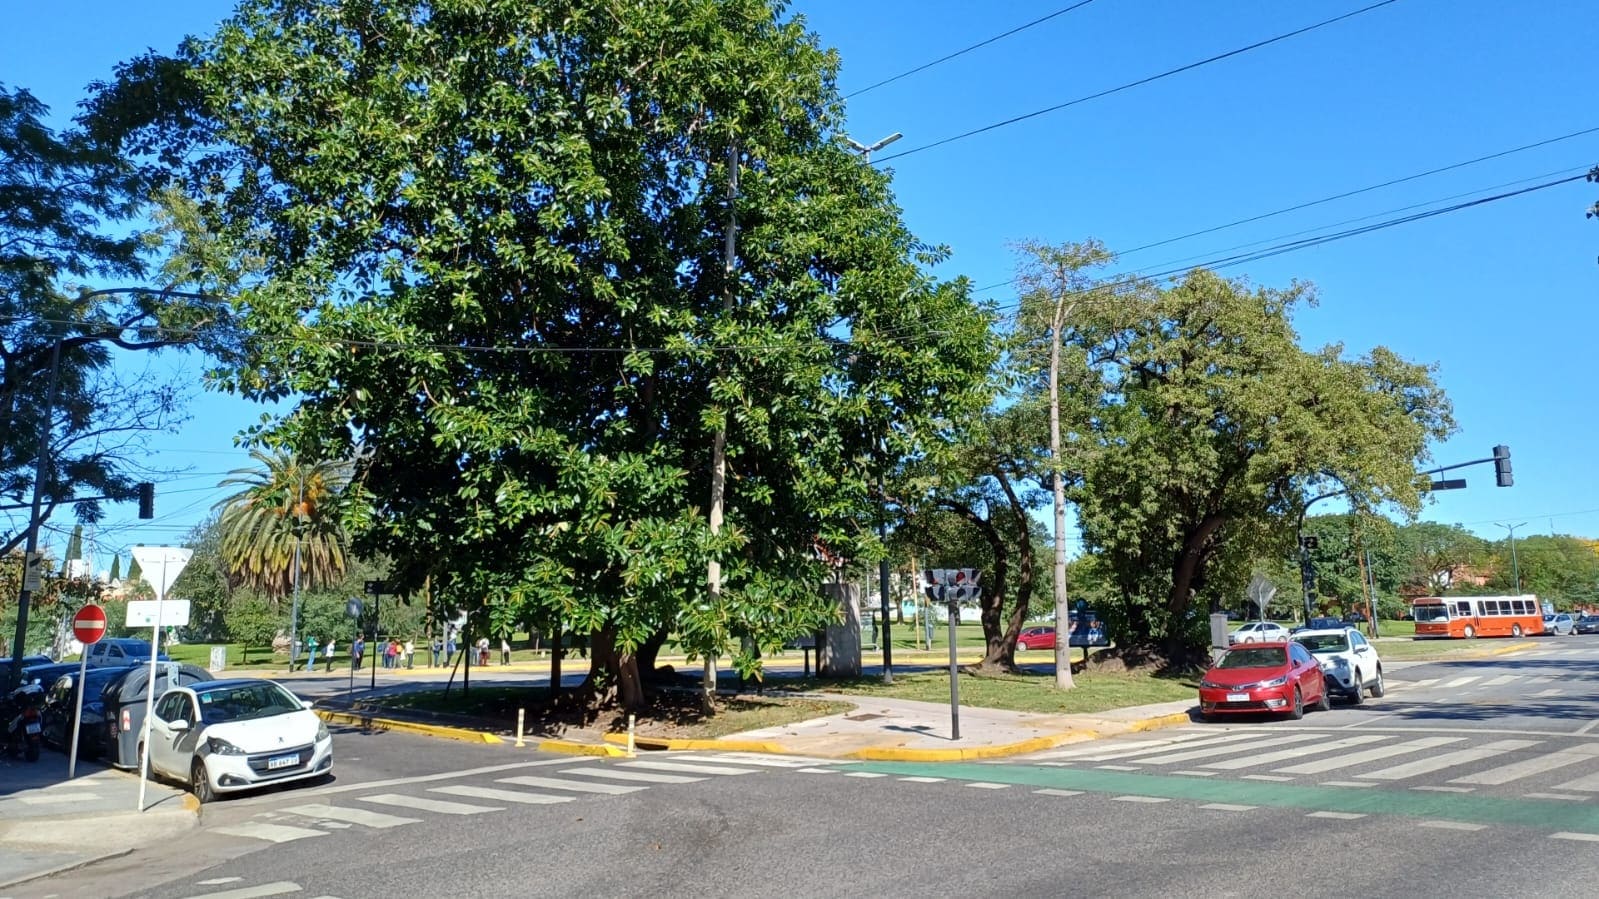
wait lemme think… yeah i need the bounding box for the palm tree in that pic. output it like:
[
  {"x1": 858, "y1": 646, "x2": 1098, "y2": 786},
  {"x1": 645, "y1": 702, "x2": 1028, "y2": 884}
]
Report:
[{"x1": 215, "y1": 449, "x2": 353, "y2": 602}]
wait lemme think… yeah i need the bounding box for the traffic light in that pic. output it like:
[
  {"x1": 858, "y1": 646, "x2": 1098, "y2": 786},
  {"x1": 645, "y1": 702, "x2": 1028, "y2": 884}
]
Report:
[
  {"x1": 136, "y1": 482, "x2": 154, "y2": 518},
  {"x1": 1493, "y1": 445, "x2": 1513, "y2": 487}
]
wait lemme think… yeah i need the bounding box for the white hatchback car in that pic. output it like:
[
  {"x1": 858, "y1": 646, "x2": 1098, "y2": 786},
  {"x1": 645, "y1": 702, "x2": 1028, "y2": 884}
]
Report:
[
  {"x1": 1228, "y1": 621, "x2": 1291, "y2": 645},
  {"x1": 1292, "y1": 627, "x2": 1385, "y2": 703},
  {"x1": 143, "y1": 678, "x2": 332, "y2": 802}
]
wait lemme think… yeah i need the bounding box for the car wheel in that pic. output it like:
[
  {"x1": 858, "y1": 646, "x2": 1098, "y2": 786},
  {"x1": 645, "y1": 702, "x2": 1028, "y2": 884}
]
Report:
[
  {"x1": 1349, "y1": 673, "x2": 1365, "y2": 706},
  {"x1": 1288, "y1": 688, "x2": 1304, "y2": 720},
  {"x1": 1314, "y1": 682, "x2": 1331, "y2": 712},
  {"x1": 1511, "y1": 624, "x2": 1522, "y2": 638},
  {"x1": 1462, "y1": 625, "x2": 1475, "y2": 639},
  {"x1": 191, "y1": 758, "x2": 215, "y2": 804},
  {"x1": 1017, "y1": 642, "x2": 1028, "y2": 652},
  {"x1": 1370, "y1": 666, "x2": 1385, "y2": 698}
]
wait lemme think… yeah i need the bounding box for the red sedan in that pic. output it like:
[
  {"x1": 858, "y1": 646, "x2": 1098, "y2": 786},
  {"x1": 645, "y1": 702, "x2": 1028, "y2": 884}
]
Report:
[
  {"x1": 1197, "y1": 641, "x2": 1328, "y2": 721},
  {"x1": 1016, "y1": 626, "x2": 1056, "y2": 652}
]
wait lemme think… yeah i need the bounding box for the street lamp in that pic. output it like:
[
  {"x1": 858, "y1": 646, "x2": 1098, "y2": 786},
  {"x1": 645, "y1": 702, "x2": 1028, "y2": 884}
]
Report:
[
  {"x1": 1499, "y1": 522, "x2": 1528, "y2": 594},
  {"x1": 843, "y1": 132, "x2": 902, "y2": 163}
]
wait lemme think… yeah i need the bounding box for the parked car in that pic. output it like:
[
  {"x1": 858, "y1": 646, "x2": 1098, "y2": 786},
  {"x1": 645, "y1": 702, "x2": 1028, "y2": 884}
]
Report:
[
  {"x1": 1542, "y1": 613, "x2": 1576, "y2": 637},
  {"x1": 1198, "y1": 642, "x2": 1329, "y2": 721},
  {"x1": 84, "y1": 638, "x2": 169, "y2": 668},
  {"x1": 14, "y1": 662, "x2": 80, "y2": 689},
  {"x1": 1574, "y1": 614, "x2": 1599, "y2": 636},
  {"x1": 0, "y1": 655, "x2": 53, "y2": 685},
  {"x1": 144, "y1": 678, "x2": 332, "y2": 802},
  {"x1": 94, "y1": 663, "x2": 216, "y2": 768},
  {"x1": 1342, "y1": 611, "x2": 1368, "y2": 623},
  {"x1": 1291, "y1": 626, "x2": 1385, "y2": 703},
  {"x1": 1228, "y1": 621, "x2": 1291, "y2": 645},
  {"x1": 1016, "y1": 626, "x2": 1056, "y2": 652},
  {"x1": 39, "y1": 664, "x2": 139, "y2": 757}
]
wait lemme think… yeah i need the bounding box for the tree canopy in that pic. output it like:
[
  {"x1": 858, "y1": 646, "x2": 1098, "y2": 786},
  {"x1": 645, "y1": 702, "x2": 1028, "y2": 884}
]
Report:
[{"x1": 101, "y1": 0, "x2": 995, "y2": 709}]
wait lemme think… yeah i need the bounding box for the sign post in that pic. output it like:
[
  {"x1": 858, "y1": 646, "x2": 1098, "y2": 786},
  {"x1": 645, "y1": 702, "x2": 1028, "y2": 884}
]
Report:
[
  {"x1": 922, "y1": 568, "x2": 980, "y2": 741},
  {"x1": 130, "y1": 545, "x2": 192, "y2": 812},
  {"x1": 67, "y1": 604, "x2": 107, "y2": 778}
]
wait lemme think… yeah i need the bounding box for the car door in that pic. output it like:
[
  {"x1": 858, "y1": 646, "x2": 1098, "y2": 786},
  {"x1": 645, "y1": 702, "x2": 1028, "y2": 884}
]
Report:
[
  {"x1": 148, "y1": 691, "x2": 194, "y2": 777},
  {"x1": 1289, "y1": 643, "x2": 1319, "y2": 700}
]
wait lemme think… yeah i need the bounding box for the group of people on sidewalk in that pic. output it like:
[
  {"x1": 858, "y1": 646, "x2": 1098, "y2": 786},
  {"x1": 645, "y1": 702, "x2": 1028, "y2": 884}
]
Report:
[{"x1": 293, "y1": 633, "x2": 519, "y2": 671}]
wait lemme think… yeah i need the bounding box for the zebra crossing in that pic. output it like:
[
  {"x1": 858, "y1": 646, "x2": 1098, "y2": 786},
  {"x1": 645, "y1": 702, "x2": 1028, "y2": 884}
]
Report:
[
  {"x1": 1000, "y1": 725, "x2": 1599, "y2": 799},
  {"x1": 202, "y1": 752, "x2": 825, "y2": 848}
]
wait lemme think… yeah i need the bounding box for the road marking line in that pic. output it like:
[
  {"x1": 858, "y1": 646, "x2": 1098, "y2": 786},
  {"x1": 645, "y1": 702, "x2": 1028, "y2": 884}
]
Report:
[
  {"x1": 180, "y1": 882, "x2": 303, "y2": 899},
  {"x1": 280, "y1": 803, "x2": 419, "y2": 828},
  {"x1": 497, "y1": 775, "x2": 644, "y2": 795},
  {"x1": 1408, "y1": 678, "x2": 1439, "y2": 688},
  {"x1": 287, "y1": 758, "x2": 573, "y2": 800},
  {"x1": 844, "y1": 772, "x2": 887, "y2": 778},
  {"x1": 559, "y1": 766, "x2": 704, "y2": 784},
  {"x1": 1412, "y1": 786, "x2": 1475, "y2": 793},
  {"x1": 1443, "y1": 676, "x2": 1481, "y2": 688},
  {"x1": 1578, "y1": 719, "x2": 1599, "y2": 736},
  {"x1": 1203, "y1": 734, "x2": 1389, "y2": 770},
  {"x1": 1551, "y1": 832, "x2": 1599, "y2": 842},
  {"x1": 1525, "y1": 676, "x2": 1553, "y2": 685},
  {"x1": 1095, "y1": 765, "x2": 1140, "y2": 771},
  {"x1": 1200, "y1": 803, "x2": 1255, "y2": 811},
  {"x1": 359, "y1": 793, "x2": 502, "y2": 815},
  {"x1": 1358, "y1": 740, "x2": 1540, "y2": 781},
  {"x1": 1523, "y1": 792, "x2": 1588, "y2": 801},
  {"x1": 1450, "y1": 746, "x2": 1599, "y2": 785},
  {"x1": 1321, "y1": 781, "x2": 1377, "y2": 788},
  {"x1": 1130, "y1": 733, "x2": 1327, "y2": 766},
  {"x1": 430, "y1": 785, "x2": 574, "y2": 804},
  {"x1": 1275, "y1": 736, "x2": 1466, "y2": 775},
  {"x1": 1532, "y1": 688, "x2": 1564, "y2": 698},
  {"x1": 1308, "y1": 811, "x2": 1365, "y2": 820},
  {"x1": 1481, "y1": 674, "x2": 1520, "y2": 686},
  {"x1": 1173, "y1": 770, "x2": 1217, "y2": 777},
  {"x1": 898, "y1": 776, "x2": 944, "y2": 783},
  {"x1": 965, "y1": 782, "x2": 1010, "y2": 789},
  {"x1": 1029, "y1": 730, "x2": 1233, "y2": 761},
  {"x1": 196, "y1": 879, "x2": 243, "y2": 886},
  {"x1": 796, "y1": 768, "x2": 838, "y2": 775},
  {"x1": 1035, "y1": 789, "x2": 1083, "y2": 797},
  {"x1": 694, "y1": 752, "x2": 839, "y2": 767},
  {"x1": 1112, "y1": 795, "x2": 1169, "y2": 803},
  {"x1": 621, "y1": 760, "x2": 758, "y2": 776},
  {"x1": 1419, "y1": 821, "x2": 1487, "y2": 831},
  {"x1": 1241, "y1": 775, "x2": 1294, "y2": 782},
  {"x1": 210, "y1": 822, "x2": 328, "y2": 844}
]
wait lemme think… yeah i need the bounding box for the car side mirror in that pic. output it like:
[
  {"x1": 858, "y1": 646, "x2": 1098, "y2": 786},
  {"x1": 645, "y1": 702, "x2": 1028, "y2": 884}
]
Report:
[{"x1": 170, "y1": 719, "x2": 190, "y2": 732}]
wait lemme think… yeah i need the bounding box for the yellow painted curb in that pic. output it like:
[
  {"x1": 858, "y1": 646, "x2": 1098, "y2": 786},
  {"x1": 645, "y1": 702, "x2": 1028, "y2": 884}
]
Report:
[
  {"x1": 315, "y1": 708, "x2": 504, "y2": 744},
  {"x1": 1486, "y1": 641, "x2": 1539, "y2": 656},
  {"x1": 600, "y1": 734, "x2": 790, "y2": 753},
  {"x1": 181, "y1": 793, "x2": 202, "y2": 814},
  {"x1": 1126, "y1": 711, "x2": 1196, "y2": 732},
  {"x1": 536, "y1": 739, "x2": 628, "y2": 757},
  {"x1": 847, "y1": 730, "x2": 1093, "y2": 762}
]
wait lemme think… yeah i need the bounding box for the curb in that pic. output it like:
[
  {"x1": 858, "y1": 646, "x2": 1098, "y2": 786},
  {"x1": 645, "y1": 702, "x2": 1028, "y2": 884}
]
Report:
[
  {"x1": 0, "y1": 848, "x2": 133, "y2": 891},
  {"x1": 1126, "y1": 710, "x2": 1197, "y2": 732},
  {"x1": 1486, "y1": 641, "x2": 1538, "y2": 656},
  {"x1": 846, "y1": 730, "x2": 1089, "y2": 762},
  {"x1": 535, "y1": 739, "x2": 628, "y2": 757},
  {"x1": 600, "y1": 734, "x2": 790, "y2": 754},
  {"x1": 314, "y1": 709, "x2": 503, "y2": 744}
]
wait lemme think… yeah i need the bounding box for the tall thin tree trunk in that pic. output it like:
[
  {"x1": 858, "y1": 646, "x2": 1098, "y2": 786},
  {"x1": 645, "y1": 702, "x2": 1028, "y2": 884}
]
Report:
[{"x1": 1050, "y1": 300, "x2": 1076, "y2": 688}]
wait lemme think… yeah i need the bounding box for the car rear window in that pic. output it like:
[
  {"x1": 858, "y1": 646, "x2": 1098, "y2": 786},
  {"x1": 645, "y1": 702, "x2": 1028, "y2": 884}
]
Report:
[{"x1": 1217, "y1": 647, "x2": 1286, "y2": 668}]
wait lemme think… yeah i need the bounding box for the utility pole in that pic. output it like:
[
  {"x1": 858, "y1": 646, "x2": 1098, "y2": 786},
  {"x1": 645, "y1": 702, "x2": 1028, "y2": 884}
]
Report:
[
  {"x1": 1499, "y1": 522, "x2": 1527, "y2": 594},
  {"x1": 1050, "y1": 296, "x2": 1076, "y2": 689},
  {"x1": 704, "y1": 139, "x2": 738, "y2": 712},
  {"x1": 8, "y1": 339, "x2": 62, "y2": 691}
]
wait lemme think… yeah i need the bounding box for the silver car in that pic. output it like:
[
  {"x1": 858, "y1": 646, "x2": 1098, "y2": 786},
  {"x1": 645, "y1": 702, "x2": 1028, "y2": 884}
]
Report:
[{"x1": 1542, "y1": 613, "x2": 1576, "y2": 636}]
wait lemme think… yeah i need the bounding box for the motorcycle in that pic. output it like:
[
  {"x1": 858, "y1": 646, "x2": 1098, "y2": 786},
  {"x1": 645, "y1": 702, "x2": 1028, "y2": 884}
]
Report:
[{"x1": 4, "y1": 683, "x2": 45, "y2": 762}]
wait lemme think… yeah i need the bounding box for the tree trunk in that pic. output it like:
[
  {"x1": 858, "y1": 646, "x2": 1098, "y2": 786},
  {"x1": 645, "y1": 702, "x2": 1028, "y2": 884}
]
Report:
[
  {"x1": 636, "y1": 626, "x2": 671, "y2": 681},
  {"x1": 1164, "y1": 514, "x2": 1226, "y2": 656},
  {"x1": 549, "y1": 618, "x2": 563, "y2": 697},
  {"x1": 943, "y1": 495, "x2": 1015, "y2": 674},
  {"x1": 974, "y1": 472, "x2": 1034, "y2": 673},
  {"x1": 585, "y1": 625, "x2": 645, "y2": 713}
]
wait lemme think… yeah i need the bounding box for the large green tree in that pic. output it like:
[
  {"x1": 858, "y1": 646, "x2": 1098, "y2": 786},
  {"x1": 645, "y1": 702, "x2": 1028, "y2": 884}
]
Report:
[
  {"x1": 104, "y1": 0, "x2": 994, "y2": 711},
  {"x1": 215, "y1": 450, "x2": 352, "y2": 601},
  {"x1": 1067, "y1": 268, "x2": 1454, "y2": 657}
]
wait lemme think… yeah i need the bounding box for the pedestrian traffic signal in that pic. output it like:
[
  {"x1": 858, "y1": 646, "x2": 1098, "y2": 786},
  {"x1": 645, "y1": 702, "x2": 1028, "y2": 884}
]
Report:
[
  {"x1": 1493, "y1": 445, "x2": 1513, "y2": 487},
  {"x1": 136, "y1": 482, "x2": 154, "y2": 519}
]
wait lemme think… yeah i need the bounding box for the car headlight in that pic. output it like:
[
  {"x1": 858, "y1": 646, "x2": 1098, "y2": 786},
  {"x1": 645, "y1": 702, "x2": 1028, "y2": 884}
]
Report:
[
  {"x1": 316, "y1": 719, "x2": 329, "y2": 741},
  {"x1": 206, "y1": 735, "x2": 248, "y2": 756},
  {"x1": 1199, "y1": 679, "x2": 1223, "y2": 689},
  {"x1": 1258, "y1": 676, "x2": 1289, "y2": 688}
]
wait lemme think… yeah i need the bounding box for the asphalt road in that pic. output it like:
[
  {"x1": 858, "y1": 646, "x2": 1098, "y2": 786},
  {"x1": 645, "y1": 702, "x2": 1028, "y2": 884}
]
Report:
[{"x1": 12, "y1": 639, "x2": 1599, "y2": 899}]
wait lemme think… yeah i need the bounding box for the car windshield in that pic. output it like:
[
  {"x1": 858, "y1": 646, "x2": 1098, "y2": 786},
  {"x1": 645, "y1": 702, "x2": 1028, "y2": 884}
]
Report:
[
  {"x1": 1413, "y1": 605, "x2": 1448, "y2": 622},
  {"x1": 196, "y1": 683, "x2": 303, "y2": 723},
  {"x1": 1216, "y1": 647, "x2": 1286, "y2": 669},
  {"x1": 1294, "y1": 634, "x2": 1350, "y2": 654}
]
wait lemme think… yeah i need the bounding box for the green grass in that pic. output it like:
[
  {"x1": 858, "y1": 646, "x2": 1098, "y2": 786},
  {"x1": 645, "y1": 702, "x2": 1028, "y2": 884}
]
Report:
[{"x1": 771, "y1": 668, "x2": 1197, "y2": 716}]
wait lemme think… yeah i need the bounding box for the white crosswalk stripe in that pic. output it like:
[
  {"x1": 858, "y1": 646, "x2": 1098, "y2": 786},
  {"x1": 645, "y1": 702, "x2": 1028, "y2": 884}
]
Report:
[
  {"x1": 689, "y1": 752, "x2": 841, "y2": 767},
  {"x1": 1481, "y1": 674, "x2": 1520, "y2": 686},
  {"x1": 360, "y1": 793, "x2": 502, "y2": 814},
  {"x1": 181, "y1": 882, "x2": 305, "y2": 899},
  {"x1": 1443, "y1": 676, "x2": 1481, "y2": 688},
  {"x1": 210, "y1": 822, "x2": 328, "y2": 844},
  {"x1": 1065, "y1": 731, "x2": 1268, "y2": 762},
  {"x1": 430, "y1": 785, "x2": 574, "y2": 804},
  {"x1": 1129, "y1": 733, "x2": 1326, "y2": 766},
  {"x1": 279, "y1": 803, "x2": 419, "y2": 828},
  {"x1": 1449, "y1": 745, "x2": 1599, "y2": 786},
  {"x1": 558, "y1": 766, "x2": 704, "y2": 784},
  {"x1": 1274, "y1": 737, "x2": 1463, "y2": 775},
  {"x1": 498, "y1": 774, "x2": 645, "y2": 794},
  {"x1": 1028, "y1": 730, "x2": 1235, "y2": 761},
  {"x1": 1357, "y1": 740, "x2": 1541, "y2": 781},
  {"x1": 1199, "y1": 735, "x2": 1389, "y2": 771},
  {"x1": 621, "y1": 760, "x2": 758, "y2": 775},
  {"x1": 1552, "y1": 771, "x2": 1599, "y2": 793}
]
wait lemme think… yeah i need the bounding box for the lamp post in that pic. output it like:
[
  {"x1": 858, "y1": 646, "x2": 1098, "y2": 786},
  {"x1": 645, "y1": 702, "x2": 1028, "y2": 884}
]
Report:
[
  {"x1": 843, "y1": 132, "x2": 903, "y2": 163},
  {"x1": 1499, "y1": 522, "x2": 1527, "y2": 594}
]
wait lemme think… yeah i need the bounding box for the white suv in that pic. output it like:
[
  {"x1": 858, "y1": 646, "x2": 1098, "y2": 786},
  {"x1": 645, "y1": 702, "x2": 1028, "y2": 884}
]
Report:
[{"x1": 1292, "y1": 626, "x2": 1384, "y2": 704}]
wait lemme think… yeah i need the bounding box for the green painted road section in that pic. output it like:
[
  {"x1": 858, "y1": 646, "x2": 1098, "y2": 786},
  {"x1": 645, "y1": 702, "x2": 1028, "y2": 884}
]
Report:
[{"x1": 841, "y1": 761, "x2": 1599, "y2": 834}]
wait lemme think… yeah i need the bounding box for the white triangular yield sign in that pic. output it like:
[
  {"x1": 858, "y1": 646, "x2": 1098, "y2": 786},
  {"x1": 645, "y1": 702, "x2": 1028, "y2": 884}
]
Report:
[{"x1": 130, "y1": 545, "x2": 193, "y2": 600}]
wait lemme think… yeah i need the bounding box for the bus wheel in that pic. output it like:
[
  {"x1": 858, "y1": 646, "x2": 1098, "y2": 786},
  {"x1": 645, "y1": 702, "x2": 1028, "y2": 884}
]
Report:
[
  {"x1": 1511, "y1": 624, "x2": 1522, "y2": 638},
  {"x1": 1462, "y1": 625, "x2": 1475, "y2": 639}
]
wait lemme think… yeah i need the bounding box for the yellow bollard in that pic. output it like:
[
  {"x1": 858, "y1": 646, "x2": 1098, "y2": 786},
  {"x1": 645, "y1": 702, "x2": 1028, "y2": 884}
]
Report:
[{"x1": 515, "y1": 707, "x2": 526, "y2": 747}]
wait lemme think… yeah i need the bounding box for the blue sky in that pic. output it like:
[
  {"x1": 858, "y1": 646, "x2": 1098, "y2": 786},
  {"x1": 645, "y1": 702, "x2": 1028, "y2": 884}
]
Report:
[{"x1": 5, "y1": 0, "x2": 1597, "y2": 573}]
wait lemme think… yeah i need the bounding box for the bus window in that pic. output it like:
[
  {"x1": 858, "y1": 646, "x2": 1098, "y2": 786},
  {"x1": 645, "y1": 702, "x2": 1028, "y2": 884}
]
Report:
[
  {"x1": 1413, "y1": 604, "x2": 1449, "y2": 623},
  {"x1": 1455, "y1": 601, "x2": 1472, "y2": 617}
]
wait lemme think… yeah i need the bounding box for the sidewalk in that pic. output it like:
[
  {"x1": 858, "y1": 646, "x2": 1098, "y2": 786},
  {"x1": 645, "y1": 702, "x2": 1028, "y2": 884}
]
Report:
[{"x1": 0, "y1": 756, "x2": 197, "y2": 890}]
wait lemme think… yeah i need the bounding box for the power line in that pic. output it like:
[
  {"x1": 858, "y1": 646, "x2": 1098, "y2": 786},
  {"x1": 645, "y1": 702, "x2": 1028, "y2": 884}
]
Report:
[
  {"x1": 845, "y1": 1, "x2": 1101, "y2": 99},
  {"x1": 875, "y1": 0, "x2": 1403, "y2": 164}
]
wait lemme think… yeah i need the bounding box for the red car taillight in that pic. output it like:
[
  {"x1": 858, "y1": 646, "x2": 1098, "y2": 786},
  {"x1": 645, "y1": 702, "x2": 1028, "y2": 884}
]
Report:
[{"x1": 120, "y1": 708, "x2": 131, "y2": 733}]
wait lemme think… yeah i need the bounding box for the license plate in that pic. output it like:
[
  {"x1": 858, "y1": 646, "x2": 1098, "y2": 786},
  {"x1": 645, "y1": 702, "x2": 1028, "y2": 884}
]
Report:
[
  {"x1": 24, "y1": 722, "x2": 41, "y2": 735},
  {"x1": 266, "y1": 753, "x2": 300, "y2": 770},
  {"x1": 1226, "y1": 692, "x2": 1250, "y2": 702}
]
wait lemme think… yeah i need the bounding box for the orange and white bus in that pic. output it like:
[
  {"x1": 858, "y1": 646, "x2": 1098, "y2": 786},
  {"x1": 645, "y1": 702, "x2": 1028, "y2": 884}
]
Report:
[{"x1": 1411, "y1": 595, "x2": 1545, "y2": 639}]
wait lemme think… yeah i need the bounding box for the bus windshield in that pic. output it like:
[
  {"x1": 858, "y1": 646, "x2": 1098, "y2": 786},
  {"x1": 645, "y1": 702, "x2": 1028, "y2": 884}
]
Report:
[{"x1": 1412, "y1": 604, "x2": 1449, "y2": 623}]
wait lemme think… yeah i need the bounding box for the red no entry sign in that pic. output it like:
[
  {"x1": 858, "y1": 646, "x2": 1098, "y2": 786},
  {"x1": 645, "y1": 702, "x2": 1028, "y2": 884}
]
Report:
[{"x1": 73, "y1": 604, "x2": 108, "y2": 645}]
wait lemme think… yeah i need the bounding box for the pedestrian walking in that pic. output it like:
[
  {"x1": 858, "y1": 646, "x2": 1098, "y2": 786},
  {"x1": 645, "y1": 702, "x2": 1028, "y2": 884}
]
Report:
[
  {"x1": 444, "y1": 634, "x2": 456, "y2": 666},
  {"x1": 305, "y1": 635, "x2": 319, "y2": 672},
  {"x1": 430, "y1": 637, "x2": 442, "y2": 667},
  {"x1": 476, "y1": 637, "x2": 491, "y2": 667},
  {"x1": 352, "y1": 635, "x2": 365, "y2": 670},
  {"x1": 500, "y1": 638, "x2": 511, "y2": 666},
  {"x1": 404, "y1": 639, "x2": 415, "y2": 669},
  {"x1": 325, "y1": 637, "x2": 336, "y2": 672},
  {"x1": 385, "y1": 638, "x2": 399, "y2": 669}
]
